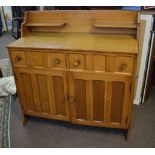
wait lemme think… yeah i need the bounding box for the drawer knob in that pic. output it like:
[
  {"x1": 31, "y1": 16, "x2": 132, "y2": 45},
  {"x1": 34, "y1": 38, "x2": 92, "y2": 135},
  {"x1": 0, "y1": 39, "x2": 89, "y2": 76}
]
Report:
[
  {"x1": 54, "y1": 58, "x2": 60, "y2": 65},
  {"x1": 119, "y1": 63, "x2": 127, "y2": 71},
  {"x1": 15, "y1": 55, "x2": 22, "y2": 62},
  {"x1": 73, "y1": 60, "x2": 80, "y2": 67}
]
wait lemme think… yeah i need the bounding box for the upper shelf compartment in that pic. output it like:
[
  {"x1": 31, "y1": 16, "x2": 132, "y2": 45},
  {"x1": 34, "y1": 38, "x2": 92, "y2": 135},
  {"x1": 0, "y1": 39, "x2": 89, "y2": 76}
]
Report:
[{"x1": 21, "y1": 10, "x2": 139, "y2": 39}]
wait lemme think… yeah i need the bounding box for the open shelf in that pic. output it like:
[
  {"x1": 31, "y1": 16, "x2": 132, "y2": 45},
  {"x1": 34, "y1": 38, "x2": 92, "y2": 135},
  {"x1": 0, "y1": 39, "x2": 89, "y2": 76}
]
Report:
[
  {"x1": 25, "y1": 22, "x2": 66, "y2": 27},
  {"x1": 92, "y1": 23, "x2": 138, "y2": 29}
]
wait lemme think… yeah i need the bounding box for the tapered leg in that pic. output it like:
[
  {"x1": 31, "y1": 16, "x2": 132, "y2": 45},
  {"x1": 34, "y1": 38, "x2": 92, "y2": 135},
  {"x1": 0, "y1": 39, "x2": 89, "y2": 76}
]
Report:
[
  {"x1": 22, "y1": 115, "x2": 29, "y2": 125},
  {"x1": 125, "y1": 128, "x2": 131, "y2": 141}
]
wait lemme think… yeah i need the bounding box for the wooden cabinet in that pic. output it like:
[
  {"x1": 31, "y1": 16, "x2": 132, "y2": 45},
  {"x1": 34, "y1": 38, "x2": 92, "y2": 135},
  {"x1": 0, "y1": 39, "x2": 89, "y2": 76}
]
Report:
[{"x1": 8, "y1": 10, "x2": 139, "y2": 140}]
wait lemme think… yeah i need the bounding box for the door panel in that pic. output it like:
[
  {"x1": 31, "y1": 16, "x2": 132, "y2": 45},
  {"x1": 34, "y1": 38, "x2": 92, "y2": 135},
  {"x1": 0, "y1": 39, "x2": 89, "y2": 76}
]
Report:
[
  {"x1": 53, "y1": 76, "x2": 66, "y2": 116},
  {"x1": 92, "y1": 80, "x2": 105, "y2": 122},
  {"x1": 69, "y1": 72, "x2": 131, "y2": 128},
  {"x1": 111, "y1": 82, "x2": 124, "y2": 123},
  {"x1": 15, "y1": 68, "x2": 69, "y2": 121},
  {"x1": 20, "y1": 73, "x2": 36, "y2": 112},
  {"x1": 74, "y1": 79, "x2": 87, "y2": 120},
  {"x1": 36, "y1": 75, "x2": 50, "y2": 114}
]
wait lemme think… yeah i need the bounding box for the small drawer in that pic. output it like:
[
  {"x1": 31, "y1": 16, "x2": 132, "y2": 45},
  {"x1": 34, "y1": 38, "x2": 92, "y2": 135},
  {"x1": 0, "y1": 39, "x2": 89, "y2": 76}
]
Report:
[
  {"x1": 69, "y1": 54, "x2": 85, "y2": 70},
  {"x1": 51, "y1": 53, "x2": 66, "y2": 69},
  {"x1": 93, "y1": 55, "x2": 105, "y2": 71},
  {"x1": 31, "y1": 52, "x2": 44, "y2": 67},
  {"x1": 11, "y1": 51, "x2": 26, "y2": 66},
  {"x1": 114, "y1": 56, "x2": 134, "y2": 74}
]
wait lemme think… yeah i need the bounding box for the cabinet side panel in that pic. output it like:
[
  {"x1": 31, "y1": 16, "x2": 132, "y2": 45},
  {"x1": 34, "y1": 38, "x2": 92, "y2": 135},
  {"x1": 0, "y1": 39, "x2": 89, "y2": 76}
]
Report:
[
  {"x1": 37, "y1": 75, "x2": 50, "y2": 113},
  {"x1": 74, "y1": 79, "x2": 87, "y2": 120},
  {"x1": 53, "y1": 76, "x2": 66, "y2": 116},
  {"x1": 111, "y1": 82, "x2": 124, "y2": 123},
  {"x1": 92, "y1": 80, "x2": 105, "y2": 121}
]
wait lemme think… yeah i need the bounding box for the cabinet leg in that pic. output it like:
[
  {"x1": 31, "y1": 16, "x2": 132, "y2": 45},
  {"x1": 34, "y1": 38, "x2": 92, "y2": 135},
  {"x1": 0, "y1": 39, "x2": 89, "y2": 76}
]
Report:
[
  {"x1": 125, "y1": 128, "x2": 130, "y2": 141},
  {"x1": 22, "y1": 115, "x2": 29, "y2": 126}
]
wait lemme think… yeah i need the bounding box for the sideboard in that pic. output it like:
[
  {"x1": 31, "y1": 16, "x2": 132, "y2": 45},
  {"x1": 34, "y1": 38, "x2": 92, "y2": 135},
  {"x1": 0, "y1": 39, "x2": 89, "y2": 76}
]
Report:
[{"x1": 7, "y1": 10, "x2": 139, "y2": 140}]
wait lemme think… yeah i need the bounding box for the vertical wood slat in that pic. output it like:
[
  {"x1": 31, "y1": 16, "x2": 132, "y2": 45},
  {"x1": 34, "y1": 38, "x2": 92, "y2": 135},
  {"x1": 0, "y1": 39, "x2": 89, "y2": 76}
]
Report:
[
  {"x1": 30, "y1": 74, "x2": 42, "y2": 113},
  {"x1": 69, "y1": 72, "x2": 76, "y2": 122},
  {"x1": 104, "y1": 82, "x2": 112, "y2": 123},
  {"x1": 15, "y1": 71, "x2": 27, "y2": 111},
  {"x1": 63, "y1": 73, "x2": 70, "y2": 120},
  {"x1": 111, "y1": 82, "x2": 124, "y2": 124},
  {"x1": 93, "y1": 80, "x2": 105, "y2": 122},
  {"x1": 86, "y1": 80, "x2": 93, "y2": 121},
  {"x1": 53, "y1": 76, "x2": 66, "y2": 115},
  {"x1": 37, "y1": 75, "x2": 50, "y2": 113},
  {"x1": 47, "y1": 75, "x2": 56, "y2": 114},
  {"x1": 121, "y1": 78, "x2": 131, "y2": 126},
  {"x1": 21, "y1": 73, "x2": 36, "y2": 111},
  {"x1": 74, "y1": 79, "x2": 87, "y2": 120}
]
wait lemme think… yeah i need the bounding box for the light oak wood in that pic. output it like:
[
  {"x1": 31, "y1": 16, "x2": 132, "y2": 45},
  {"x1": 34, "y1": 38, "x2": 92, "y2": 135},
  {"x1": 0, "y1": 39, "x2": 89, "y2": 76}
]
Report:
[
  {"x1": 8, "y1": 10, "x2": 139, "y2": 140},
  {"x1": 114, "y1": 56, "x2": 134, "y2": 74},
  {"x1": 69, "y1": 54, "x2": 85, "y2": 70},
  {"x1": 93, "y1": 55, "x2": 105, "y2": 71},
  {"x1": 50, "y1": 53, "x2": 66, "y2": 69},
  {"x1": 7, "y1": 34, "x2": 138, "y2": 54}
]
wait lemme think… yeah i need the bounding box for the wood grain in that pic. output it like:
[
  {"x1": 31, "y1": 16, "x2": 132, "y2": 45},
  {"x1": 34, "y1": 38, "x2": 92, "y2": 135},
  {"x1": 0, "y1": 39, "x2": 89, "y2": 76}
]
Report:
[
  {"x1": 8, "y1": 34, "x2": 138, "y2": 54},
  {"x1": 111, "y1": 82, "x2": 124, "y2": 123},
  {"x1": 92, "y1": 80, "x2": 105, "y2": 121}
]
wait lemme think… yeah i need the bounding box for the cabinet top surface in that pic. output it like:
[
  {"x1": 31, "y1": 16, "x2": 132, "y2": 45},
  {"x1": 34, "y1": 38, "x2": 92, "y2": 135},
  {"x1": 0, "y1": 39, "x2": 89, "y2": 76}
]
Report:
[{"x1": 7, "y1": 33, "x2": 138, "y2": 54}]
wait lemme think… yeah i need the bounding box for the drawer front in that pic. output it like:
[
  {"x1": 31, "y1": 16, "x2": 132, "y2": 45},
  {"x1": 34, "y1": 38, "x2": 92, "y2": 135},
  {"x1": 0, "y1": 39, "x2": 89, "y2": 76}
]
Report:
[
  {"x1": 93, "y1": 55, "x2": 105, "y2": 71},
  {"x1": 50, "y1": 53, "x2": 66, "y2": 69},
  {"x1": 114, "y1": 56, "x2": 134, "y2": 74},
  {"x1": 31, "y1": 52, "x2": 44, "y2": 67},
  {"x1": 69, "y1": 54, "x2": 85, "y2": 70},
  {"x1": 11, "y1": 51, "x2": 27, "y2": 66}
]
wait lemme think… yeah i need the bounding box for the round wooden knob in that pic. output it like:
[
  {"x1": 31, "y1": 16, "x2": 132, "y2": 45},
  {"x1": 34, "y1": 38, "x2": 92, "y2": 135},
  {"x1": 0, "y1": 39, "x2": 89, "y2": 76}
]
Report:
[
  {"x1": 54, "y1": 58, "x2": 60, "y2": 65},
  {"x1": 119, "y1": 63, "x2": 127, "y2": 71},
  {"x1": 15, "y1": 55, "x2": 21, "y2": 62},
  {"x1": 73, "y1": 60, "x2": 80, "y2": 67}
]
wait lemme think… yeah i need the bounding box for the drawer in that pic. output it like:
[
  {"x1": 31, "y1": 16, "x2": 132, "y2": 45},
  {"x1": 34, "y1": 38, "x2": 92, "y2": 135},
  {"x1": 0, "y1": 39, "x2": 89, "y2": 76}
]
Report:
[
  {"x1": 93, "y1": 55, "x2": 105, "y2": 71},
  {"x1": 114, "y1": 56, "x2": 134, "y2": 74},
  {"x1": 31, "y1": 52, "x2": 44, "y2": 67},
  {"x1": 69, "y1": 54, "x2": 85, "y2": 70},
  {"x1": 50, "y1": 53, "x2": 66, "y2": 69},
  {"x1": 11, "y1": 51, "x2": 27, "y2": 66}
]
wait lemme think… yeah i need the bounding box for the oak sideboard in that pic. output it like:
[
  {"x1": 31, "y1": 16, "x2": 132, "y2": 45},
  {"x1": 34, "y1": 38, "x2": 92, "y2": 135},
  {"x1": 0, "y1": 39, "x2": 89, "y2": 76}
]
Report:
[{"x1": 7, "y1": 10, "x2": 139, "y2": 140}]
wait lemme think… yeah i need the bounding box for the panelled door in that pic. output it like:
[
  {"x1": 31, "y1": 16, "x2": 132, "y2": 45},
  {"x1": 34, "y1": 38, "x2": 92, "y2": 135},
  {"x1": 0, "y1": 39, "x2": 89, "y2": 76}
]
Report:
[
  {"x1": 69, "y1": 72, "x2": 131, "y2": 128},
  {"x1": 15, "y1": 68, "x2": 69, "y2": 121}
]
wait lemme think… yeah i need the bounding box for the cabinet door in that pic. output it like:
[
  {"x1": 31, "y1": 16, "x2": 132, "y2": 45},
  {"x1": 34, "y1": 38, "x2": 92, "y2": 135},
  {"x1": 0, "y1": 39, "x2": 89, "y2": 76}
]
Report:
[
  {"x1": 69, "y1": 72, "x2": 131, "y2": 128},
  {"x1": 15, "y1": 68, "x2": 69, "y2": 121}
]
